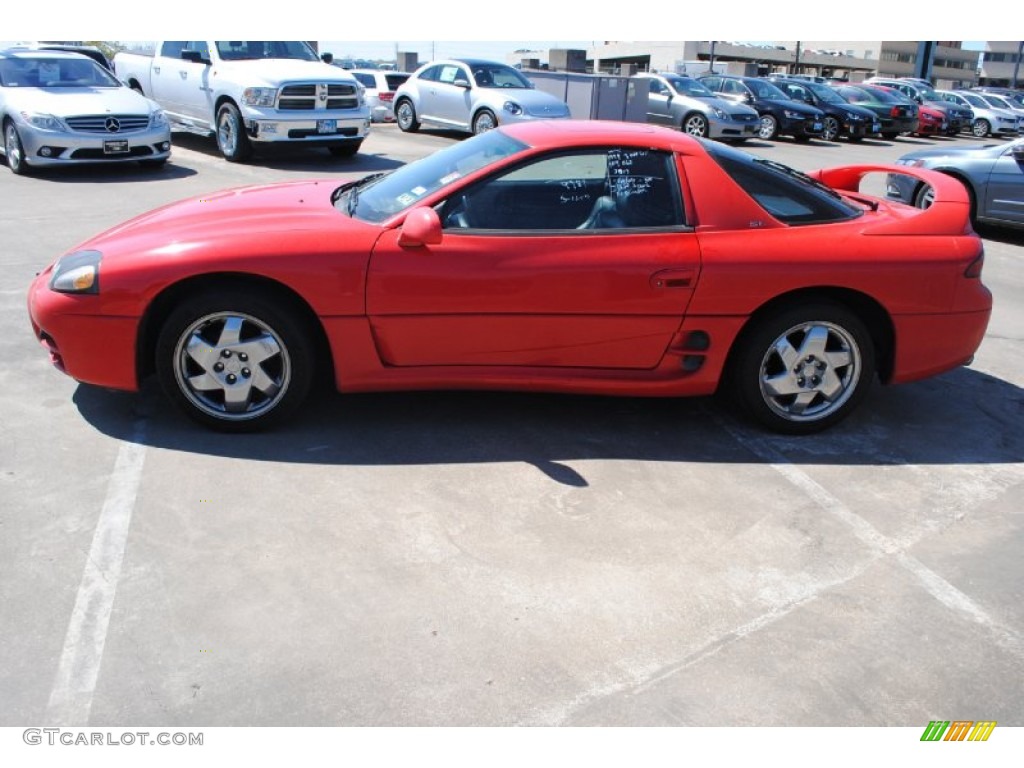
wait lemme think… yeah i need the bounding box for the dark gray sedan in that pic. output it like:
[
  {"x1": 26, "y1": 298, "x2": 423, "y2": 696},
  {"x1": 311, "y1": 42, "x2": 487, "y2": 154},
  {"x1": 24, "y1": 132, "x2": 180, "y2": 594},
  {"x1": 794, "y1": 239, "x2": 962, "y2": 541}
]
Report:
[{"x1": 887, "y1": 137, "x2": 1024, "y2": 229}]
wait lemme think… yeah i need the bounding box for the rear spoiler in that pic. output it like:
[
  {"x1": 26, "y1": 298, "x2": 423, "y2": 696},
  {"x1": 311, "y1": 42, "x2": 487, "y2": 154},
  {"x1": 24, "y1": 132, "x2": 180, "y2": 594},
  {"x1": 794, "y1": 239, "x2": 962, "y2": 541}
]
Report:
[{"x1": 807, "y1": 164, "x2": 973, "y2": 236}]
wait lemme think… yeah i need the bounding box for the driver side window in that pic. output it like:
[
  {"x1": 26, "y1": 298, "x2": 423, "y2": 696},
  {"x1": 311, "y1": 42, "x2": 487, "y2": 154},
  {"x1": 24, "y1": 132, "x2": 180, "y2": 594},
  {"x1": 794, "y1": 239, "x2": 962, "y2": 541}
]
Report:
[{"x1": 440, "y1": 149, "x2": 684, "y2": 231}]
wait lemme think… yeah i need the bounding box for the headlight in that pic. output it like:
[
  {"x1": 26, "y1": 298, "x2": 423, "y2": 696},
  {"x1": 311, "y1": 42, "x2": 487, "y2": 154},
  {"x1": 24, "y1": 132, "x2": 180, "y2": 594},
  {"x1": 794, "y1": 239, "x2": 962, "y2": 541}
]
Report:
[
  {"x1": 847, "y1": 113, "x2": 864, "y2": 121},
  {"x1": 711, "y1": 107, "x2": 727, "y2": 120},
  {"x1": 783, "y1": 110, "x2": 804, "y2": 120},
  {"x1": 150, "y1": 110, "x2": 168, "y2": 128},
  {"x1": 242, "y1": 87, "x2": 277, "y2": 107},
  {"x1": 503, "y1": 101, "x2": 523, "y2": 116},
  {"x1": 21, "y1": 112, "x2": 65, "y2": 131},
  {"x1": 49, "y1": 250, "x2": 102, "y2": 295},
  {"x1": 895, "y1": 158, "x2": 925, "y2": 167}
]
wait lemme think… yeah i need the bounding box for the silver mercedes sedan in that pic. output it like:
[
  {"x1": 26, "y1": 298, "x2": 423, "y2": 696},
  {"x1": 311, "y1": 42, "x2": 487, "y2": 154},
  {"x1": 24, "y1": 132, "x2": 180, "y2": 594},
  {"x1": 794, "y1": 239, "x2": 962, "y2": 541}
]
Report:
[
  {"x1": 1, "y1": 49, "x2": 171, "y2": 175},
  {"x1": 887, "y1": 137, "x2": 1024, "y2": 229}
]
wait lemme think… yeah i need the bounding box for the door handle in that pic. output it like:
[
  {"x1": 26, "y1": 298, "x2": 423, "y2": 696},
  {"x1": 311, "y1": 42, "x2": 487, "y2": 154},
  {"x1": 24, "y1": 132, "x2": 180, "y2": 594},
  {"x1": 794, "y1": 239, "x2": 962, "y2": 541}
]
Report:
[
  {"x1": 650, "y1": 269, "x2": 694, "y2": 289},
  {"x1": 179, "y1": 70, "x2": 188, "y2": 79},
  {"x1": 153, "y1": 66, "x2": 161, "y2": 74}
]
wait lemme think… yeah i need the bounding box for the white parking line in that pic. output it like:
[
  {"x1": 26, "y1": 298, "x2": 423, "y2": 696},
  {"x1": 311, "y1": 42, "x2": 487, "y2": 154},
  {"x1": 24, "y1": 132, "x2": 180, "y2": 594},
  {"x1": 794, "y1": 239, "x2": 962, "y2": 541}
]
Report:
[{"x1": 45, "y1": 423, "x2": 147, "y2": 725}]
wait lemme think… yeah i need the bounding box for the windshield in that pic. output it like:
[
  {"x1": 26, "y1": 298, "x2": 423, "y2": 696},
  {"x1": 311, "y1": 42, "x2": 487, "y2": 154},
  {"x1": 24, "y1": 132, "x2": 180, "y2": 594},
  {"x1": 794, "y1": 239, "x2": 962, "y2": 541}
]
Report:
[
  {"x1": 982, "y1": 95, "x2": 1013, "y2": 110},
  {"x1": 916, "y1": 84, "x2": 940, "y2": 100},
  {"x1": 806, "y1": 82, "x2": 844, "y2": 104},
  {"x1": 665, "y1": 76, "x2": 714, "y2": 98},
  {"x1": 338, "y1": 129, "x2": 528, "y2": 223},
  {"x1": 215, "y1": 41, "x2": 318, "y2": 61},
  {"x1": 861, "y1": 86, "x2": 907, "y2": 104},
  {"x1": 469, "y1": 63, "x2": 532, "y2": 89},
  {"x1": 746, "y1": 79, "x2": 789, "y2": 100},
  {"x1": 0, "y1": 55, "x2": 120, "y2": 87}
]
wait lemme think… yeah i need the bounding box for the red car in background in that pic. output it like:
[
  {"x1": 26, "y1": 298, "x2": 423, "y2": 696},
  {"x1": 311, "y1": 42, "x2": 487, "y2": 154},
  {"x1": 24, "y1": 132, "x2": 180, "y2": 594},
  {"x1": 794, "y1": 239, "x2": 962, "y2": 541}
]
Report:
[{"x1": 28, "y1": 121, "x2": 991, "y2": 434}]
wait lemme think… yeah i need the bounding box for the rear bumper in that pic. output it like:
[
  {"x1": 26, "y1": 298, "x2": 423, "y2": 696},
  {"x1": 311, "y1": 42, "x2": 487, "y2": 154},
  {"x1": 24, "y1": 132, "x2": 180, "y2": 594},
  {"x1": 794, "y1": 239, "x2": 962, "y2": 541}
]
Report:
[{"x1": 890, "y1": 307, "x2": 992, "y2": 384}]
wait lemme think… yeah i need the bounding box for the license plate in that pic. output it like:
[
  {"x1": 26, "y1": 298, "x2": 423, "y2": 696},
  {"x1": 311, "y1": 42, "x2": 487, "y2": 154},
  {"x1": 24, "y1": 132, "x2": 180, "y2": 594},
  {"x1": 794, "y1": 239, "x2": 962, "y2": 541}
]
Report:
[
  {"x1": 316, "y1": 119, "x2": 337, "y2": 135},
  {"x1": 103, "y1": 139, "x2": 129, "y2": 154},
  {"x1": 872, "y1": 122, "x2": 881, "y2": 133},
  {"x1": 812, "y1": 122, "x2": 823, "y2": 131}
]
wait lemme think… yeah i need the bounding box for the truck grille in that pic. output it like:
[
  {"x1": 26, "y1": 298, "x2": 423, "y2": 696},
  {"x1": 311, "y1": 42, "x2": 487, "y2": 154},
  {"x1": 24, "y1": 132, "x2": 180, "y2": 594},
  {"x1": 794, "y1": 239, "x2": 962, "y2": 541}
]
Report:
[
  {"x1": 277, "y1": 83, "x2": 359, "y2": 111},
  {"x1": 64, "y1": 115, "x2": 150, "y2": 133}
]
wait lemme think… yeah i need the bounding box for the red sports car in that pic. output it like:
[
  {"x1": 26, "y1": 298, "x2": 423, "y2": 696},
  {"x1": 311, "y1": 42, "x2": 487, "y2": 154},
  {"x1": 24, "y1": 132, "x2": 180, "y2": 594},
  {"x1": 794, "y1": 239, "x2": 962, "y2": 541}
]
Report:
[{"x1": 27, "y1": 121, "x2": 992, "y2": 434}]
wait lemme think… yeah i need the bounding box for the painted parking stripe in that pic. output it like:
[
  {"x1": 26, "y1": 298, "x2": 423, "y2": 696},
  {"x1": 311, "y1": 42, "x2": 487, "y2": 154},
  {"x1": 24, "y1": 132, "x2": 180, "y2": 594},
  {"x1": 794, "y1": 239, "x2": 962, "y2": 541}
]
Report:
[{"x1": 45, "y1": 423, "x2": 147, "y2": 725}]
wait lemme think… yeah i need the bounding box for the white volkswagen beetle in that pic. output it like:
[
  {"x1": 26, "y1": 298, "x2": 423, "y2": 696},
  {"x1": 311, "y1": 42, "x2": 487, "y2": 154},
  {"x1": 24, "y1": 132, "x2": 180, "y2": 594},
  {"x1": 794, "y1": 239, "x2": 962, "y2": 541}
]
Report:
[{"x1": 393, "y1": 58, "x2": 570, "y2": 135}]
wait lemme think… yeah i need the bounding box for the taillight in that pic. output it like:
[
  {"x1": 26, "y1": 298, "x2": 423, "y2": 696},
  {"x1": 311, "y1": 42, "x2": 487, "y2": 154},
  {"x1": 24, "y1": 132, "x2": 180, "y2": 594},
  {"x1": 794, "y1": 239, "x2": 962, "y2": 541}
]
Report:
[
  {"x1": 890, "y1": 106, "x2": 900, "y2": 117},
  {"x1": 965, "y1": 250, "x2": 984, "y2": 278},
  {"x1": 379, "y1": 92, "x2": 395, "y2": 103}
]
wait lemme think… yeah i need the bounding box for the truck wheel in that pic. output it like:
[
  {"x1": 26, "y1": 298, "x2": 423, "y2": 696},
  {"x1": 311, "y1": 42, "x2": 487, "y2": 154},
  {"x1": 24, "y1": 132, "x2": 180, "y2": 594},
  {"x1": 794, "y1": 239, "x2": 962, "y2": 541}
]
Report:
[{"x1": 216, "y1": 103, "x2": 252, "y2": 162}]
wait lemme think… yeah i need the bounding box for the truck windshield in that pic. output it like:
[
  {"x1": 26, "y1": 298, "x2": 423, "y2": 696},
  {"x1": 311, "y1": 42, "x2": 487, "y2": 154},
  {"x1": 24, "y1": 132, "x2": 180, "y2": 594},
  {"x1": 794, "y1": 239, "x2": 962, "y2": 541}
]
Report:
[{"x1": 215, "y1": 42, "x2": 319, "y2": 61}]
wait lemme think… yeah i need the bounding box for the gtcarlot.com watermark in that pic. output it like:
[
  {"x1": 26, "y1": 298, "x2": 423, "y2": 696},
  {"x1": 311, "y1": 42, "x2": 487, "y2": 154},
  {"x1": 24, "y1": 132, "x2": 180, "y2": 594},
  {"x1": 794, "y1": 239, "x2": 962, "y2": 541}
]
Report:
[{"x1": 23, "y1": 728, "x2": 203, "y2": 747}]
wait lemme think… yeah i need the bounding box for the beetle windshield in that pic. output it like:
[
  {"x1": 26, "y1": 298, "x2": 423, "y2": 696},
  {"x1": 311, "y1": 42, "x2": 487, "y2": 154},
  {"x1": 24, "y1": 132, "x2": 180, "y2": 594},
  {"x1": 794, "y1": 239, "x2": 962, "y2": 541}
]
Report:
[{"x1": 337, "y1": 129, "x2": 528, "y2": 223}]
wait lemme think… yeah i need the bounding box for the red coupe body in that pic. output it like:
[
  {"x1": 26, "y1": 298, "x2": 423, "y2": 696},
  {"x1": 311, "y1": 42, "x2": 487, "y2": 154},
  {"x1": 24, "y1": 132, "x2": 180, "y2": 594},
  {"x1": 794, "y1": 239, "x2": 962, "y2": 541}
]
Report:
[{"x1": 28, "y1": 121, "x2": 992, "y2": 432}]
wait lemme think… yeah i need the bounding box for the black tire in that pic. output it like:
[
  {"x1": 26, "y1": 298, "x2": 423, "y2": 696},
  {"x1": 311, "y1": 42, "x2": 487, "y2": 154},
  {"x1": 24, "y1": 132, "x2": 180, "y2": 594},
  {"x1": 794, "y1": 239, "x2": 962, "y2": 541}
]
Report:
[
  {"x1": 4, "y1": 119, "x2": 30, "y2": 175},
  {"x1": 472, "y1": 109, "x2": 498, "y2": 135},
  {"x1": 395, "y1": 99, "x2": 420, "y2": 133},
  {"x1": 155, "y1": 290, "x2": 315, "y2": 431},
  {"x1": 328, "y1": 141, "x2": 362, "y2": 158},
  {"x1": 757, "y1": 114, "x2": 779, "y2": 140},
  {"x1": 216, "y1": 102, "x2": 252, "y2": 162},
  {"x1": 682, "y1": 112, "x2": 709, "y2": 138},
  {"x1": 730, "y1": 303, "x2": 876, "y2": 434},
  {"x1": 822, "y1": 116, "x2": 840, "y2": 142}
]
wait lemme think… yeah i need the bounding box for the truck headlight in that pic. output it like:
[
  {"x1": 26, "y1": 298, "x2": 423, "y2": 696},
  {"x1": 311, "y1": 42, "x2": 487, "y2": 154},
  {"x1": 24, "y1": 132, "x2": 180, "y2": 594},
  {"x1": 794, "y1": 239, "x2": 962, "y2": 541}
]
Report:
[
  {"x1": 49, "y1": 250, "x2": 102, "y2": 295},
  {"x1": 242, "y1": 87, "x2": 278, "y2": 107}
]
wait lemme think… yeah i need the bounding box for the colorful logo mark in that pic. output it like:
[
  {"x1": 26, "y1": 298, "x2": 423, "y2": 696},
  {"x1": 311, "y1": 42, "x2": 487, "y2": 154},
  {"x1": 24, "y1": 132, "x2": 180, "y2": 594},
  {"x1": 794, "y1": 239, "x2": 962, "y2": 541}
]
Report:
[{"x1": 920, "y1": 721, "x2": 996, "y2": 742}]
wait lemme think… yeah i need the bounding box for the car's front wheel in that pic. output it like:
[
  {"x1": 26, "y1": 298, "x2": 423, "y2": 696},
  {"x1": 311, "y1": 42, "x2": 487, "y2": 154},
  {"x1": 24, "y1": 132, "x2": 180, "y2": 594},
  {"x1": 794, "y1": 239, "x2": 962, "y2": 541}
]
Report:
[
  {"x1": 156, "y1": 290, "x2": 314, "y2": 430},
  {"x1": 972, "y1": 119, "x2": 991, "y2": 138},
  {"x1": 682, "y1": 113, "x2": 709, "y2": 138},
  {"x1": 395, "y1": 100, "x2": 420, "y2": 133},
  {"x1": 822, "y1": 116, "x2": 840, "y2": 141},
  {"x1": 757, "y1": 114, "x2": 779, "y2": 140},
  {"x1": 472, "y1": 109, "x2": 497, "y2": 135},
  {"x1": 3, "y1": 120, "x2": 30, "y2": 175},
  {"x1": 216, "y1": 102, "x2": 252, "y2": 162},
  {"x1": 731, "y1": 303, "x2": 875, "y2": 434}
]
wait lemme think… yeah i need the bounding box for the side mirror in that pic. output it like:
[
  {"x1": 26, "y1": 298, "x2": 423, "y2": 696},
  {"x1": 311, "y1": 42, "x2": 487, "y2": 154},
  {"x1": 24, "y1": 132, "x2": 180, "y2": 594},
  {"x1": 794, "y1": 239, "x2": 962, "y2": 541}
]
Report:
[
  {"x1": 453, "y1": 78, "x2": 471, "y2": 89},
  {"x1": 321, "y1": 52, "x2": 334, "y2": 64},
  {"x1": 181, "y1": 50, "x2": 209, "y2": 65},
  {"x1": 399, "y1": 207, "x2": 443, "y2": 247},
  {"x1": 1012, "y1": 144, "x2": 1024, "y2": 161},
  {"x1": 743, "y1": 93, "x2": 754, "y2": 104}
]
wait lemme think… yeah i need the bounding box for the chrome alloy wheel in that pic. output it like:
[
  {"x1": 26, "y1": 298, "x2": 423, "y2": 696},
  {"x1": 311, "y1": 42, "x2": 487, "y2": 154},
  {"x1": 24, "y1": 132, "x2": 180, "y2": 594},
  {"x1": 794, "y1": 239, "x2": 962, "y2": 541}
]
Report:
[
  {"x1": 758, "y1": 321, "x2": 861, "y2": 423},
  {"x1": 4, "y1": 121, "x2": 26, "y2": 174},
  {"x1": 173, "y1": 312, "x2": 292, "y2": 421}
]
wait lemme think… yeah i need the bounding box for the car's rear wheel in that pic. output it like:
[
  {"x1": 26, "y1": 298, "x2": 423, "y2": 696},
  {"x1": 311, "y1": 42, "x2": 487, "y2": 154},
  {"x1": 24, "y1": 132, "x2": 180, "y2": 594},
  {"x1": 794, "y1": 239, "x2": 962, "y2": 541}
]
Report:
[
  {"x1": 4, "y1": 120, "x2": 30, "y2": 175},
  {"x1": 682, "y1": 113, "x2": 709, "y2": 138},
  {"x1": 216, "y1": 102, "x2": 252, "y2": 162},
  {"x1": 822, "y1": 116, "x2": 840, "y2": 141},
  {"x1": 757, "y1": 114, "x2": 779, "y2": 140},
  {"x1": 731, "y1": 303, "x2": 875, "y2": 434},
  {"x1": 972, "y1": 119, "x2": 991, "y2": 138},
  {"x1": 156, "y1": 291, "x2": 314, "y2": 431},
  {"x1": 472, "y1": 109, "x2": 497, "y2": 135},
  {"x1": 396, "y1": 100, "x2": 420, "y2": 133}
]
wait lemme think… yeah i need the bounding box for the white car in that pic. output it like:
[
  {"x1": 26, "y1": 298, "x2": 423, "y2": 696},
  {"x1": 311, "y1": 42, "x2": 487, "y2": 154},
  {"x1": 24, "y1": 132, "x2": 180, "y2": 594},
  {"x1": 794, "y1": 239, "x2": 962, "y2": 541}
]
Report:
[
  {"x1": 1, "y1": 49, "x2": 171, "y2": 175},
  {"x1": 349, "y1": 69, "x2": 411, "y2": 122},
  {"x1": 394, "y1": 58, "x2": 570, "y2": 135}
]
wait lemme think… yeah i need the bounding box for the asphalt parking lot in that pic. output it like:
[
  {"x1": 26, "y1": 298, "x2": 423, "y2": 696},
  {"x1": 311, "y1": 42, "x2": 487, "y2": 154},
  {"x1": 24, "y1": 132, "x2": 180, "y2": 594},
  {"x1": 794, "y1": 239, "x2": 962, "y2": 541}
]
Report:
[{"x1": 2, "y1": 124, "x2": 1022, "y2": 729}]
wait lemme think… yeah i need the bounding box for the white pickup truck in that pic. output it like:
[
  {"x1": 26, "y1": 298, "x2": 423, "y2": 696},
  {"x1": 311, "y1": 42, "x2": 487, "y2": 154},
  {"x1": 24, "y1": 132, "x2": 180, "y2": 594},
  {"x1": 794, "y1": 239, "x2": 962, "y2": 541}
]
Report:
[{"x1": 114, "y1": 41, "x2": 370, "y2": 161}]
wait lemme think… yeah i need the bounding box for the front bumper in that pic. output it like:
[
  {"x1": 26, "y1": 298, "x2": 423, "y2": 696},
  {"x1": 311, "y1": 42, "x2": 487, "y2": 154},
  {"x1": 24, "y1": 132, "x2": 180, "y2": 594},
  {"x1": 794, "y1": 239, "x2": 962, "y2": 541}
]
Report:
[
  {"x1": 709, "y1": 114, "x2": 759, "y2": 139},
  {"x1": 844, "y1": 118, "x2": 882, "y2": 137},
  {"x1": 241, "y1": 107, "x2": 372, "y2": 144},
  {"x1": 28, "y1": 270, "x2": 139, "y2": 391},
  {"x1": 15, "y1": 120, "x2": 171, "y2": 168},
  {"x1": 780, "y1": 114, "x2": 825, "y2": 137}
]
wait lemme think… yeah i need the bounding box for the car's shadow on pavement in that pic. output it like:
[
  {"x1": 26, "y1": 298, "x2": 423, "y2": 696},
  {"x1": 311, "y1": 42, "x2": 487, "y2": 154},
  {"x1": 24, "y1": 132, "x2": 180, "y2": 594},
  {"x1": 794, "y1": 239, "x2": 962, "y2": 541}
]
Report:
[
  {"x1": 8, "y1": 161, "x2": 197, "y2": 183},
  {"x1": 73, "y1": 366, "x2": 1024, "y2": 486}
]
